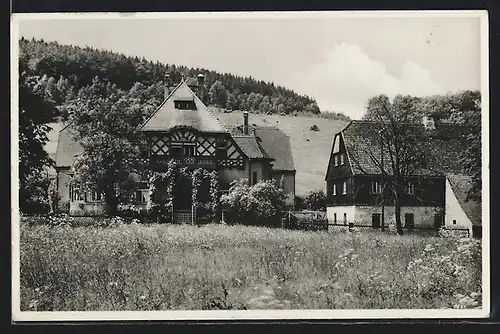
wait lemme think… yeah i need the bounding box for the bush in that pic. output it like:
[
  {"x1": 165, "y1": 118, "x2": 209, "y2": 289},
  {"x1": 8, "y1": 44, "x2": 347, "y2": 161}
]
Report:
[
  {"x1": 294, "y1": 195, "x2": 305, "y2": 211},
  {"x1": 221, "y1": 179, "x2": 287, "y2": 227},
  {"x1": 310, "y1": 124, "x2": 319, "y2": 131},
  {"x1": 304, "y1": 190, "x2": 326, "y2": 211},
  {"x1": 117, "y1": 203, "x2": 150, "y2": 220},
  {"x1": 19, "y1": 171, "x2": 52, "y2": 215}
]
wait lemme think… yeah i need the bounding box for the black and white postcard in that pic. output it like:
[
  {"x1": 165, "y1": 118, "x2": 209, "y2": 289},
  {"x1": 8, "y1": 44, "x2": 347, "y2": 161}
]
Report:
[{"x1": 10, "y1": 11, "x2": 490, "y2": 321}]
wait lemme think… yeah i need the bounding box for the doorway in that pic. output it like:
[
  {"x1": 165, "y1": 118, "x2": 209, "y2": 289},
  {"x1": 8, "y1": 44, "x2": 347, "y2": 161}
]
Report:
[
  {"x1": 405, "y1": 213, "x2": 415, "y2": 230},
  {"x1": 372, "y1": 213, "x2": 381, "y2": 229},
  {"x1": 434, "y1": 213, "x2": 444, "y2": 229}
]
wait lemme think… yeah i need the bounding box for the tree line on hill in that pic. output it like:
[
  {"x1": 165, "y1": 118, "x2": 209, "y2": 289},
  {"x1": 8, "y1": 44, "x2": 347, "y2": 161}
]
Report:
[{"x1": 19, "y1": 37, "x2": 353, "y2": 121}]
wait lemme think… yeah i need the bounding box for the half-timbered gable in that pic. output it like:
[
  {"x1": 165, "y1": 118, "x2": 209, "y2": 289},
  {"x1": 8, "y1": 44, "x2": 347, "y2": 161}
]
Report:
[{"x1": 54, "y1": 75, "x2": 296, "y2": 219}]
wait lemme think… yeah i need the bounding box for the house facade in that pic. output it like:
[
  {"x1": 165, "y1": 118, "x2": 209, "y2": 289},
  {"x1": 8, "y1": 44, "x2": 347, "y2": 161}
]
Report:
[
  {"x1": 54, "y1": 75, "x2": 296, "y2": 222},
  {"x1": 325, "y1": 118, "x2": 481, "y2": 237}
]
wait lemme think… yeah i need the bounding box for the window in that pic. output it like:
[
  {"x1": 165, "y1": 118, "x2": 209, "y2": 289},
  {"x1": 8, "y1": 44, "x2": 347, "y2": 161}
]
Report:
[
  {"x1": 183, "y1": 145, "x2": 195, "y2": 157},
  {"x1": 332, "y1": 134, "x2": 340, "y2": 153},
  {"x1": 371, "y1": 181, "x2": 382, "y2": 194},
  {"x1": 216, "y1": 139, "x2": 227, "y2": 159},
  {"x1": 171, "y1": 145, "x2": 182, "y2": 158},
  {"x1": 334, "y1": 155, "x2": 339, "y2": 166},
  {"x1": 70, "y1": 184, "x2": 83, "y2": 202},
  {"x1": 343, "y1": 213, "x2": 347, "y2": 225},
  {"x1": 333, "y1": 213, "x2": 337, "y2": 223},
  {"x1": 434, "y1": 214, "x2": 444, "y2": 228},
  {"x1": 340, "y1": 154, "x2": 344, "y2": 165},
  {"x1": 134, "y1": 189, "x2": 148, "y2": 203},
  {"x1": 453, "y1": 219, "x2": 457, "y2": 225},
  {"x1": 332, "y1": 183, "x2": 337, "y2": 196},
  {"x1": 88, "y1": 191, "x2": 102, "y2": 203},
  {"x1": 405, "y1": 182, "x2": 415, "y2": 195},
  {"x1": 174, "y1": 100, "x2": 196, "y2": 110},
  {"x1": 220, "y1": 182, "x2": 231, "y2": 196},
  {"x1": 171, "y1": 143, "x2": 196, "y2": 157},
  {"x1": 252, "y1": 171, "x2": 258, "y2": 185},
  {"x1": 342, "y1": 181, "x2": 347, "y2": 195}
]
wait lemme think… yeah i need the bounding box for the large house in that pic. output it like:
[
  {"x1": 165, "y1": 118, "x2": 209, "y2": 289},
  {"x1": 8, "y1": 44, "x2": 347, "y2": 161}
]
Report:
[
  {"x1": 325, "y1": 117, "x2": 482, "y2": 237},
  {"x1": 54, "y1": 75, "x2": 296, "y2": 222}
]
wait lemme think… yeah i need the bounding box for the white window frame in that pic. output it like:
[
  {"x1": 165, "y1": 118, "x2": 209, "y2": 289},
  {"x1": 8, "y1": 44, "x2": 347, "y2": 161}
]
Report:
[
  {"x1": 70, "y1": 184, "x2": 84, "y2": 202},
  {"x1": 332, "y1": 184, "x2": 337, "y2": 196},
  {"x1": 88, "y1": 191, "x2": 102, "y2": 203},
  {"x1": 405, "y1": 181, "x2": 415, "y2": 195},
  {"x1": 342, "y1": 181, "x2": 347, "y2": 195},
  {"x1": 134, "y1": 189, "x2": 149, "y2": 203},
  {"x1": 371, "y1": 181, "x2": 382, "y2": 194},
  {"x1": 334, "y1": 154, "x2": 339, "y2": 166},
  {"x1": 340, "y1": 154, "x2": 344, "y2": 165}
]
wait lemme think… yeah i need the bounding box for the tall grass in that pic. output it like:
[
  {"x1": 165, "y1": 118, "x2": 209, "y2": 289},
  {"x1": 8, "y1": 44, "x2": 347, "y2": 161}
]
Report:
[{"x1": 19, "y1": 221, "x2": 482, "y2": 311}]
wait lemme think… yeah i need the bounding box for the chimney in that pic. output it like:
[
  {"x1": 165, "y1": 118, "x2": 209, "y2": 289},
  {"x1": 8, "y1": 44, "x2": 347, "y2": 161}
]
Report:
[
  {"x1": 164, "y1": 73, "x2": 171, "y2": 99},
  {"x1": 423, "y1": 115, "x2": 435, "y2": 130},
  {"x1": 243, "y1": 111, "x2": 249, "y2": 135},
  {"x1": 197, "y1": 73, "x2": 205, "y2": 101},
  {"x1": 197, "y1": 73, "x2": 205, "y2": 86}
]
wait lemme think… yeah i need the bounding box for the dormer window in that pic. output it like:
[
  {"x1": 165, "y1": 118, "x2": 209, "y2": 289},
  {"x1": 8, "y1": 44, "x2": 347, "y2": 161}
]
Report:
[{"x1": 174, "y1": 100, "x2": 196, "y2": 110}]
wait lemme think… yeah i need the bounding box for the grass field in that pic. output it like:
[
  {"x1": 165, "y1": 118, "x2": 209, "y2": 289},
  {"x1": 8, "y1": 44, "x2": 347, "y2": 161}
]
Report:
[
  {"x1": 45, "y1": 112, "x2": 347, "y2": 195},
  {"x1": 19, "y1": 221, "x2": 482, "y2": 311}
]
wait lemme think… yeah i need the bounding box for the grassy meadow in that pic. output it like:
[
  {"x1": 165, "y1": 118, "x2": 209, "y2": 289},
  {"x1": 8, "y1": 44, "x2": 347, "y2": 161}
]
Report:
[{"x1": 20, "y1": 220, "x2": 482, "y2": 311}]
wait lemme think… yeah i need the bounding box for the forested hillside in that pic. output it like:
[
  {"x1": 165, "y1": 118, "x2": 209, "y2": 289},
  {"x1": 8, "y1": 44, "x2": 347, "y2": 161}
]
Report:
[{"x1": 19, "y1": 37, "x2": 350, "y2": 121}]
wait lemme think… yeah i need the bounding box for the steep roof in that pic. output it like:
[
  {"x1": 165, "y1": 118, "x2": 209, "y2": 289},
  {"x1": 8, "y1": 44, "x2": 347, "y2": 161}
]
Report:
[
  {"x1": 340, "y1": 120, "x2": 473, "y2": 176},
  {"x1": 232, "y1": 136, "x2": 273, "y2": 160},
  {"x1": 140, "y1": 80, "x2": 227, "y2": 133},
  {"x1": 229, "y1": 125, "x2": 295, "y2": 172},
  {"x1": 55, "y1": 124, "x2": 83, "y2": 168},
  {"x1": 447, "y1": 174, "x2": 482, "y2": 226}
]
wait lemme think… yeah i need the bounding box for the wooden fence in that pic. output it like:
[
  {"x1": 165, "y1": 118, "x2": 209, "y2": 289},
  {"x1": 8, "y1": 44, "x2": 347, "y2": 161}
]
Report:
[{"x1": 281, "y1": 211, "x2": 471, "y2": 237}]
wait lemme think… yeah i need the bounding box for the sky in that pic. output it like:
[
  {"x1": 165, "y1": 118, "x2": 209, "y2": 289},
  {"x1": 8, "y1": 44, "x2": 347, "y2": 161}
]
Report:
[{"x1": 15, "y1": 13, "x2": 483, "y2": 119}]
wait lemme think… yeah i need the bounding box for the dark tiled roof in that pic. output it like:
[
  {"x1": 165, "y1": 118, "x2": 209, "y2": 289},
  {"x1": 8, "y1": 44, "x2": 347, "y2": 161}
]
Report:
[
  {"x1": 230, "y1": 125, "x2": 295, "y2": 171},
  {"x1": 341, "y1": 120, "x2": 473, "y2": 176},
  {"x1": 140, "y1": 80, "x2": 227, "y2": 133},
  {"x1": 447, "y1": 174, "x2": 482, "y2": 226},
  {"x1": 55, "y1": 124, "x2": 83, "y2": 168},
  {"x1": 232, "y1": 136, "x2": 272, "y2": 160}
]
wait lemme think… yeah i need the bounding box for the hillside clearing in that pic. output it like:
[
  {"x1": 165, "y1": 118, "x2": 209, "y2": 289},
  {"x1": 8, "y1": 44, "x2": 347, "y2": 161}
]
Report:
[{"x1": 20, "y1": 221, "x2": 482, "y2": 311}]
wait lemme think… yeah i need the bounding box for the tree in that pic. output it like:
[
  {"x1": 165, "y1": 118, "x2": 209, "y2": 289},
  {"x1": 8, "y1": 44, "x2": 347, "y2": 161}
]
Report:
[
  {"x1": 18, "y1": 62, "x2": 59, "y2": 214},
  {"x1": 208, "y1": 80, "x2": 227, "y2": 107},
  {"x1": 67, "y1": 77, "x2": 148, "y2": 215},
  {"x1": 304, "y1": 190, "x2": 326, "y2": 211},
  {"x1": 355, "y1": 95, "x2": 428, "y2": 235}
]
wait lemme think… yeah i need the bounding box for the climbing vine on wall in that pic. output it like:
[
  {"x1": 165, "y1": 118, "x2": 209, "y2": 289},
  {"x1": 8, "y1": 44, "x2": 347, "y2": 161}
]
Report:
[
  {"x1": 192, "y1": 168, "x2": 220, "y2": 223},
  {"x1": 148, "y1": 160, "x2": 177, "y2": 222},
  {"x1": 148, "y1": 163, "x2": 220, "y2": 224}
]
